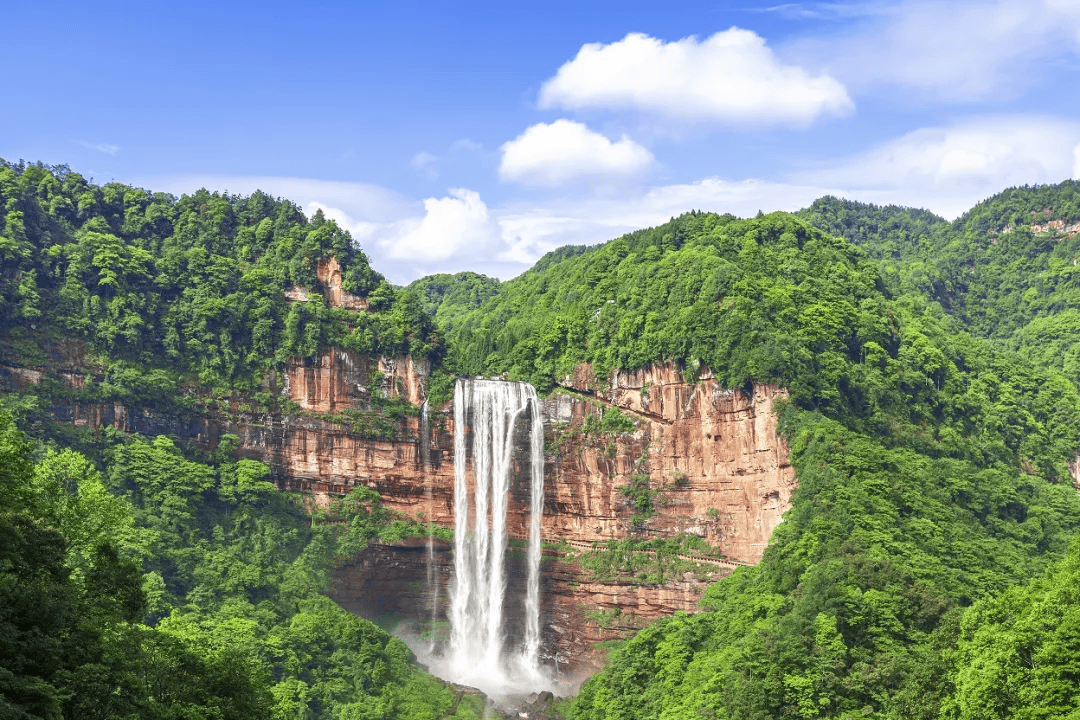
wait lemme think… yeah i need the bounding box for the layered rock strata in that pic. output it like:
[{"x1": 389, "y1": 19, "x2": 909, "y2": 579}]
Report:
[{"x1": 2, "y1": 337, "x2": 796, "y2": 670}]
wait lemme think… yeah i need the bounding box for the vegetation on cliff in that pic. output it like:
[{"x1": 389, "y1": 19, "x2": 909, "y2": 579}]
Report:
[
  {"x1": 412, "y1": 199, "x2": 1080, "y2": 718},
  {"x1": 6, "y1": 157, "x2": 1080, "y2": 718},
  {"x1": 0, "y1": 160, "x2": 441, "y2": 409}
]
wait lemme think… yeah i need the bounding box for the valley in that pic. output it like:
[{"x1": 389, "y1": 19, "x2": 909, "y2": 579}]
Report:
[{"x1": 4, "y1": 161, "x2": 1080, "y2": 718}]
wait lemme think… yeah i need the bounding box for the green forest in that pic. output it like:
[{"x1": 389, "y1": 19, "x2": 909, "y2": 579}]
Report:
[{"x1": 5, "y1": 158, "x2": 1080, "y2": 718}]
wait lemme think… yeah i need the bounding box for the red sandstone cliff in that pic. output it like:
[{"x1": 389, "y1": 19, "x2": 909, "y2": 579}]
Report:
[
  {"x1": 545, "y1": 362, "x2": 796, "y2": 564},
  {"x1": 251, "y1": 354, "x2": 795, "y2": 566},
  {"x1": 2, "y1": 338, "x2": 797, "y2": 671},
  {"x1": 1, "y1": 341, "x2": 795, "y2": 564}
]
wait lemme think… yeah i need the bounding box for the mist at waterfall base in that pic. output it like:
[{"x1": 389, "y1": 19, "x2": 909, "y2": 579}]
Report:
[{"x1": 405, "y1": 379, "x2": 574, "y2": 705}]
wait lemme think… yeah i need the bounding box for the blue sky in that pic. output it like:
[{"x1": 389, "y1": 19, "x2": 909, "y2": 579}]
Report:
[{"x1": 4, "y1": 1, "x2": 1080, "y2": 283}]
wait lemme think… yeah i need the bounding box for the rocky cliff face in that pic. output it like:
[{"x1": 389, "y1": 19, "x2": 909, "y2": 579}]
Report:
[
  {"x1": 545, "y1": 362, "x2": 796, "y2": 565},
  {"x1": 329, "y1": 540, "x2": 723, "y2": 676},
  {"x1": 257, "y1": 354, "x2": 794, "y2": 566},
  {"x1": 2, "y1": 339, "x2": 796, "y2": 672}
]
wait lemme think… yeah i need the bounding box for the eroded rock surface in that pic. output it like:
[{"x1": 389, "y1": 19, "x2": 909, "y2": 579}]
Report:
[
  {"x1": 3, "y1": 340, "x2": 796, "y2": 673},
  {"x1": 329, "y1": 540, "x2": 722, "y2": 675},
  {"x1": 546, "y1": 362, "x2": 796, "y2": 564}
]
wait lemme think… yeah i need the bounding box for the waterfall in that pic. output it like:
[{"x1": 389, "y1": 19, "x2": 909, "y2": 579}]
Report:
[
  {"x1": 524, "y1": 385, "x2": 544, "y2": 666},
  {"x1": 448, "y1": 378, "x2": 545, "y2": 684},
  {"x1": 420, "y1": 399, "x2": 438, "y2": 651}
]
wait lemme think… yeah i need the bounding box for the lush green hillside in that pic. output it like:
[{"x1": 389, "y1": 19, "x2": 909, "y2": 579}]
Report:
[
  {"x1": 795, "y1": 196, "x2": 949, "y2": 264},
  {"x1": 795, "y1": 196, "x2": 952, "y2": 299},
  {"x1": 6, "y1": 159, "x2": 1080, "y2": 718},
  {"x1": 405, "y1": 271, "x2": 501, "y2": 328},
  {"x1": 798, "y1": 183, "x2": 1080, "y2": 388},
  {"x1": 947, "y1": 536, "x2": 1080, "y2": 720},
  {"x1": 0, "y1": 160, "x2": 440, "y2": 408},
  {"x1": 413, "y1": 208, "x2": 1080, "y2": 718}
]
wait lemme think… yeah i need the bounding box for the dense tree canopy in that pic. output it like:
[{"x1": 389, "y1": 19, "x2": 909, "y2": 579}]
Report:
[
  {"x1": 411, "y1": 194, "x2": 1080, "y2": 719},
  {"x1": 0, "y1": 413, "x2": 481, "y2": 719},
  {"x1": 799, "y1": 183, "x2": 1080, "y2": 387},
  {"x1": 0, "y1": 160, "x2": 440, "y2": 403},
  {"x1": 7, "y1": 159, "x2": 1080, "y2": 718}
]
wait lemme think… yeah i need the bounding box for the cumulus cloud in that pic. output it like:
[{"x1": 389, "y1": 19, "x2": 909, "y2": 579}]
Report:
[
  {"x1": 799, "y1": 116, "x2": 1080, "y2": 216},
  {"x1": 1074, "y1": 141, "x2": 1080, "y2": 179},
  {"x1": 538, "y1": 30, "x2": 853, "y2": 126},
  {"x1": 790, "y1": 0, "x2": 1080, "y2": 100},
  {"x1": 381, "y1": 188, "x2": 502, "y2": 261},
  {"x1": 499, "y1": 120, "x2": 654, "y2": 185}
]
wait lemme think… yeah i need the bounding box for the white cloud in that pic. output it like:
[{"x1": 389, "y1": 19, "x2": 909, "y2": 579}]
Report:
[
  {"x1": 790, "y1": 0, "x2": 1080, "y2": 100},
  {"x1": 382, "y1": 188, "x2": 502, "y2": 262},
  {"x1": 538, "y1": 30, "x2": 853, "y2": 126},
  {"x1": 75, "y1": 140, "x2": 120, "y2": 155},
  {"x1": 798, "y1": 116, "x2": 1080, "y2": 216},
  {"x1": 411, "y1": 151, "x2": 439, "y2": 180},
  {"x1": 1074, "y1": 141, "x2": 1080, "y2": 179},
  {"x1": 499, "y1": 120, "x2": 654, "y2": 185}
]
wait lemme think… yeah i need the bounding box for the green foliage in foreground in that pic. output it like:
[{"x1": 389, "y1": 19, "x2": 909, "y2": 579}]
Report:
[{"x1": 0, "y1": 413, "x2": 478, "y2": 719}]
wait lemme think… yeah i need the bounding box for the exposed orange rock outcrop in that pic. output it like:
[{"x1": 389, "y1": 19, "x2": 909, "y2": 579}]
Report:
[
  {"x1": 4, "y1": 341, "x2": 797, "y2": 672},
  {"x1": 544, "y1": 362, "x2": 796, "y2": 564},
  {"x1": 317, "y1": 256, "x2": 369, "y2": 311},
  {"x1": 282, "y1": 348, "x2": 428, "y2": 413},
  {"x1": 285, "y1": 256, "x2": 369, "y2": 309}
]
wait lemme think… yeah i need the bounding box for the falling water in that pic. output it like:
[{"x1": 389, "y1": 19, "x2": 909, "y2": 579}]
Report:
[
  {"x1": 523, "y1": 384, "x2": 544, "y2": 667},
  {"x1": 441, "y1": 378, "x2": 548, "y2": 698},
  {"x1": 419, "y1": 399, "x2": 439, "y2": 651}
]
